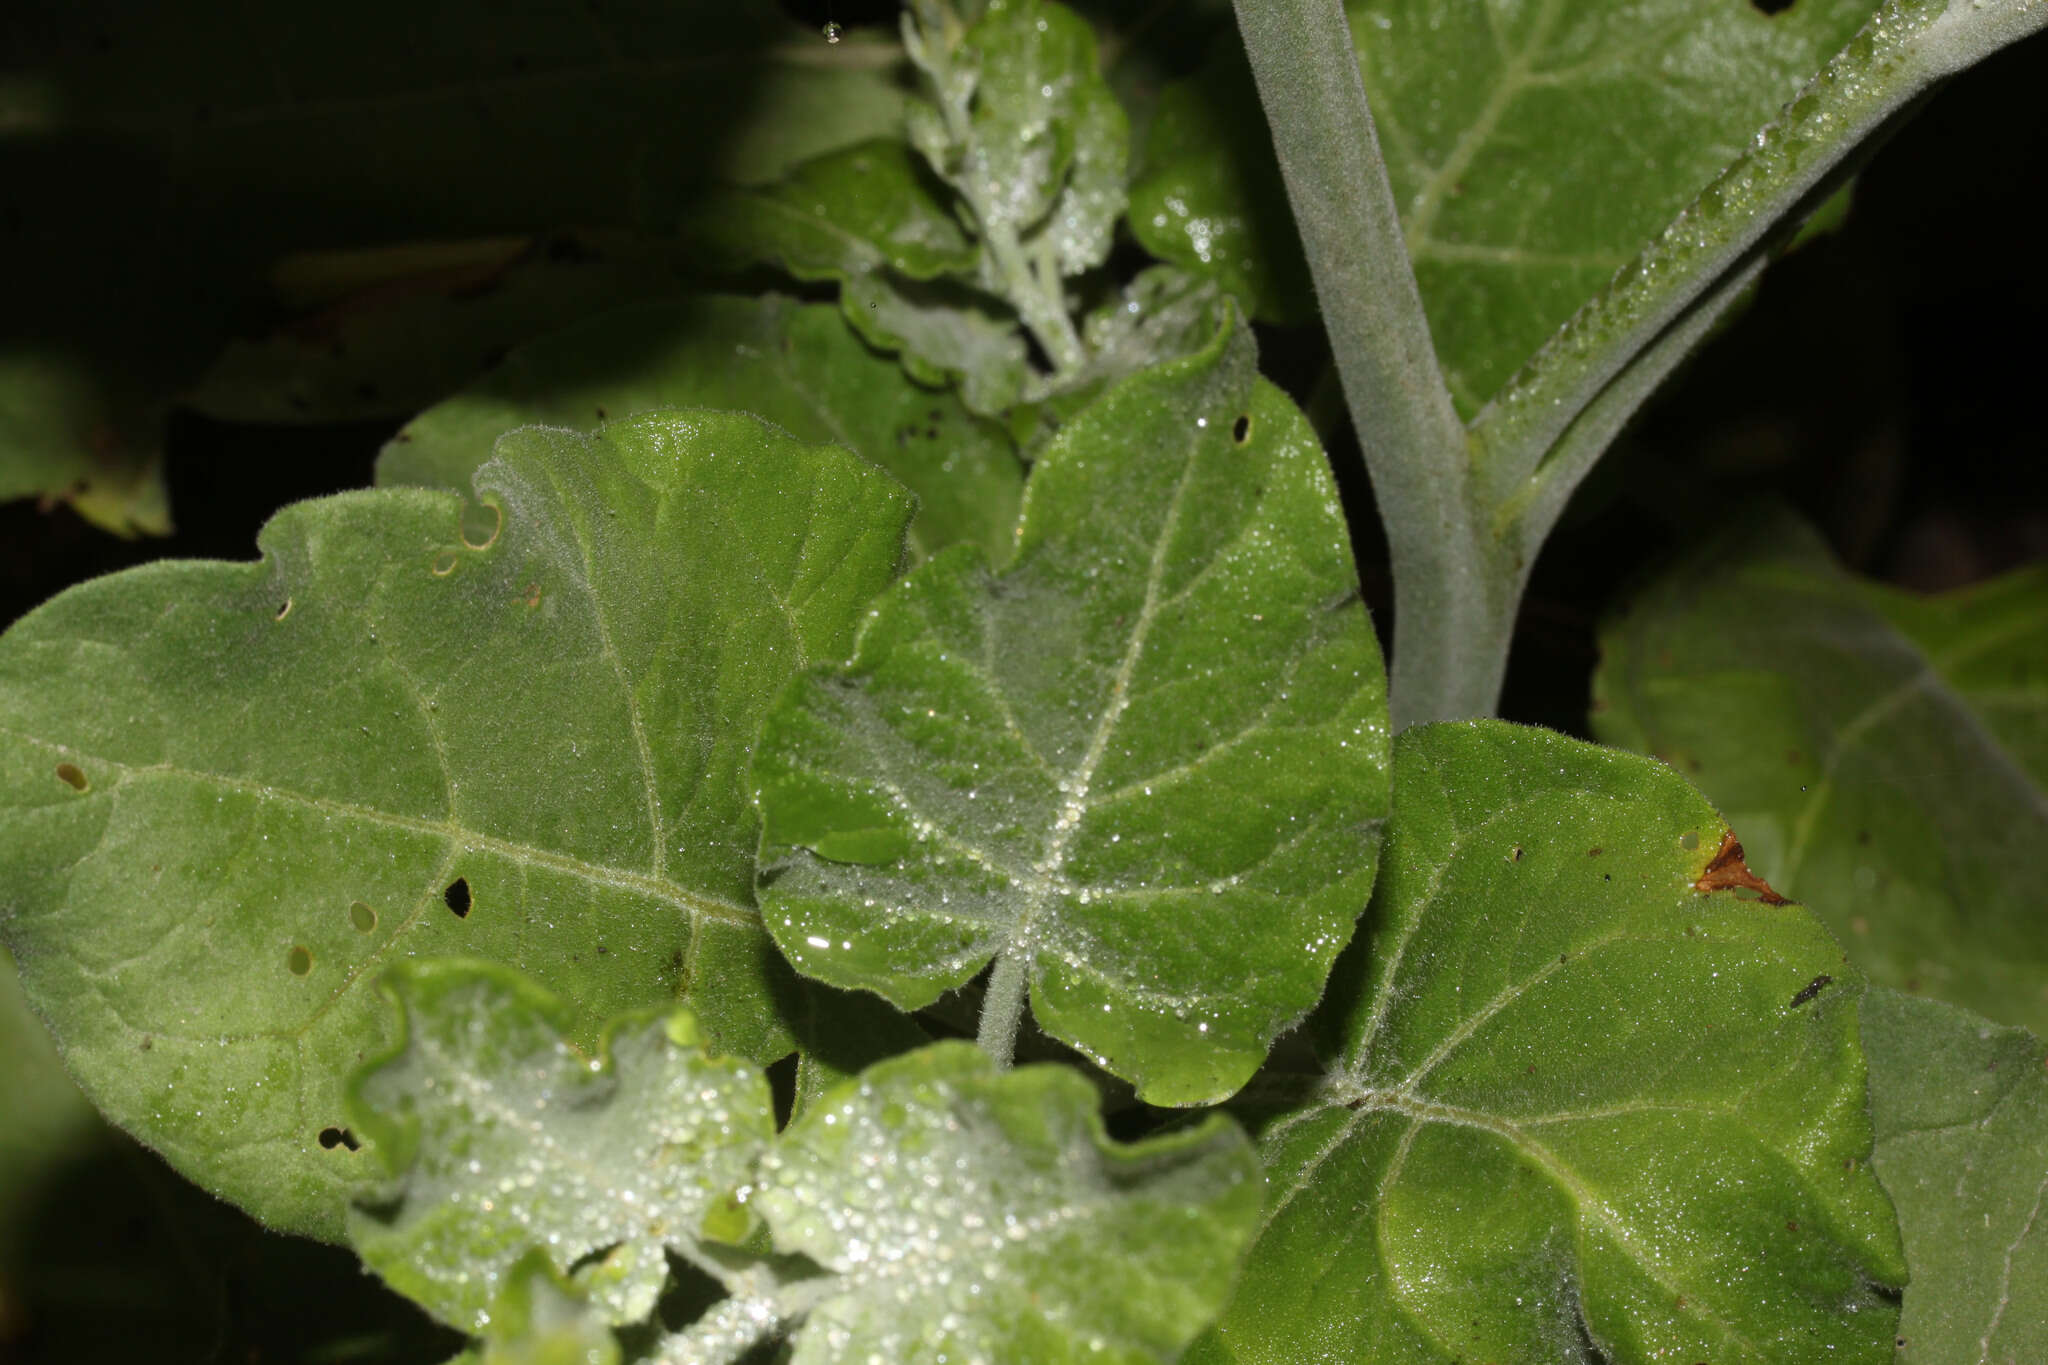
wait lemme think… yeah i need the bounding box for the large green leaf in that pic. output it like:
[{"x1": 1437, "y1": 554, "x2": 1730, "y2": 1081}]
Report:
[
  {"x1": 752, "y1": 313, "x2": 1390, "y2": 1106},
  {"x1": 375, "y1": 294, "x2": 1023, "y2": 563},
  {"x1": 1192, "y1": 721, "x2": 1905, "y2": 1364},
  {"x1": 755, "y1": 1042, "x2": 1261, "y2": 1365},
  {"x1": 347, "y1": 962, "x2": 774, "y2": 1334},
  {"x1": 1593, "y1": 508, "x2": 2048, "y2": 1034},
  {"x1": 0, "y1": 412, "x2": 912, "y2": 1239},
  {"x1": 2, "y1": 2, "x2": 907, "y2": 496},
  {"x1": 1865, "y1": 989, "x2": 2048, "y2": 1363},
  {"x1": 345, "y1": 963, "x2": 1259, "y2": 1362},
  {"x1": 1131, "y1": 0, "x2": 1879, "y2": 411}
]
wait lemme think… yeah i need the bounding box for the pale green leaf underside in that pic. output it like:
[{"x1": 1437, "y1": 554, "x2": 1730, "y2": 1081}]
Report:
[
  {"x1": 375, "y1": 293, "x2": 1023, "y2": 563},
  {"x1": 909, "y1": 0, "x2": 1129, "y2": 278},
  {"x1": 753, "y1": 314, "x2": 1390, "y2": 1106},
  {"x1": 0, "y1": 413, "x2": 911, "y2": 1240},
  {"x1": 1593, "y1": 508, "x2": 2048, "y2": 1035},
  {"x1": 1864, "y1": 989, "x2": 2048, "y2": 1364},
  {"x1": 347, "y1": 963, "x2": 773, "y2": 1334},
  {"x1": 1194, "y1": 721, "x2": 1904, "y2": 1364},
  {"x1": 1133, "y1": 0, "x2": 1879, "y2": 411},
  {"x1": 758, "y1": 1042, "x2": 1262, "y2": 1365}
]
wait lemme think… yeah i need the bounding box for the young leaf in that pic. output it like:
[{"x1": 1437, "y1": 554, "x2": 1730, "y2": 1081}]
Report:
[
  {"x1": 904, "y1": 0, "x2": 1131, "y2": 375},
  {"x1": 1192, "y1": 721, "x2": 1905, "y2": 1364},
  {"x1": 1145, "y1": 0, "x2": 1879, "y2": 410},
  {"x1": 692, "y1": 140, "x2": 979, "y2": 287},
  {"x1": 752, "y1": 1042, "x2": 1262, "y2": 1365},
  {"x1": 1593, "y1": 507, "x2": 2048, "y2": 1034},
  {"x1": 1864, "y1": 989, "x2": 2048, "y2": 1362},
  {"x1": 0, "y1": 412, "x2": 911, "y2": 1239},
  {"x1": 346, "y1": 962, "x2": 774, "y2": 1334},
  {"x1": 752, "y1": 312, "x2": 1390, "y2": 1105},
  {"x1": 377, "y1": 294, "x2": 1023, "y2": 562}
]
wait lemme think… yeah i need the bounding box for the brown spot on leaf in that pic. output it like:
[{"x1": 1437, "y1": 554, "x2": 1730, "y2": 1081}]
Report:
[{"x1": 1694, "y1": 831, "x2": 1787, "y2": 904}]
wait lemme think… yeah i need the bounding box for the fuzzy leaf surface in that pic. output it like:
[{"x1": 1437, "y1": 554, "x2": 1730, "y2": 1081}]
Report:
[
  {"x1": 753, "y1": 314, "x2": 1390, "y2": 1105},
  {"x1": 1864, "y1": 989, "x2": 2048, "y2": 1363},
  {"x1": 1192, "y1": 721, "x2": 1905, "y2": 1364},
  {"x1": 377, "y1": 294, "x2": 1022, "y2": 562},
  {"x1": 755, "y1": 1041, "x2": 1261, "y2": 1364},
  {"x1": 1135, "y1": 0, "x2": 1879, "y2": 410},
  {"x1": 692, "y1": 140, "x2": 978, "y2": 285},
  {"x1": 1593, "y1": 508, "x2": 2048, "y2": 1034},
  {"x1": 907, "y1": 0, "x2": 1129, "y2": 278},
  {"x1": 0, "y1": 413, "x2": 910, "y2": 1239},
  {"x1": 346, "y1": 963, "x2": 772, "y2": 1334}
]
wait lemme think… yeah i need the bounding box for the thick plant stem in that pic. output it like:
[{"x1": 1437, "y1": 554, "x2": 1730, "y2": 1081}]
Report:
[
  {"x1": 977, "y1": 949, "x2": 1030, "y2": 1069},
  {"x1": 1231, "y1": 0, "x2": 1496, "y2": 728}
]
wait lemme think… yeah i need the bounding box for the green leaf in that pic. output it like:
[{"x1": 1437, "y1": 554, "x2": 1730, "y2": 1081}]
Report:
[
  {"x1": 906, "y1": 0, "x2": 1130, "y2": 280},
  {"x1": 376, "y1": 294, "x2": 1023, "y2": 563},
  {"x1": 1125, "y1": 36, "x2": 1316, "y2": 324},
  {"x1": 1133, "y1": 0, "x2": 1880, "y2": 411},
  {"x1": 0, "y1": 400, "x2": 171, "y2": 538},
  {"x1": 1864, "y1": 989, "x2": 2048, "y2": 1364},
  {"x1": 2, "y1": 3, "x2": 907, "y2": 495},
  {"x1": 1193, "y1": 721, "x2": 1905, "y2": 1364},
  {"x1": 754, "y1": 1041, "x2": 1262, "y2": 1365},
  {"x1": 474, "y1": 1253, "x2": 623, "y2": 1365},
  {"x1": 842, "y1": 272, "x2": 1034, "y2": 418},
  {"x1": 1034, "y1": 265, "x2": 1234, "y2": 423},
  {"x1": 0, "y1": 945, "x2": 105, "y2": 1244},
  {"x1": 1592, "y1": 507, "x2": 2048, "y2": 1034},
  {"x1": 0, "y1": 413, "x2": 912, "y2": 1239},
  {"x1": 752, "y1": 312, "x2": 1390, "y2": 1105},
  {"x1": 691, "y1": 140, "x2": 978, "y2": 286},
  {"x1": 347, "y1": 963, "x2": 772, "y2": 1334}
]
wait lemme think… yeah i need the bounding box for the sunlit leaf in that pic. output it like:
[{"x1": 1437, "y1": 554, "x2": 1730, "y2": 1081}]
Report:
[
  {"x1": 755, "y1": 1041, "x2": 1261, "y2": 1365},
  {"x1": 347, "y1": 963, "x2": 773, "y2": 1334},
  {"x1": 753, "y1": 311, "x2": 1390, "y2": 1105},
  {"x1": 1864, "y1": 988, "x2": 2048, "y2": 1364},
  {"x1": 1593, "y1": 507, "x2": 2048, "y2": 1034},
  {"x1": 1192, "y1": 720, "x2": 1905, "y2": 1364},
  {"x1": 0, "y1": 413, "x2": 911, "y2": 1239},
  {"x1": 377, "y1": 294, "x2": 1022, "y2": 562}
]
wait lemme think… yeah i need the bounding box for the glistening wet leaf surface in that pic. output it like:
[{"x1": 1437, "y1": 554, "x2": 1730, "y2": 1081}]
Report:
[
  {"x1": 0, "y1": 411, "x2": 910, "y2": 1238},
  {"x1": 1189, "y1": 721, "x2": 1906, "y2": 1364},
  {"x1": 753, "y1": 313, "x2": 1391, "y2": 1105}
]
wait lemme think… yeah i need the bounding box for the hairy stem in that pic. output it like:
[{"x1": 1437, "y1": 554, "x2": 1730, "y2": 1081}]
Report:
[
  {"x1": 977, "y1": 949, "x2": 1031, "y2": 1069},
  {"x1": 1231, "y1": 0, "x2": 1495, "y2": 728}
]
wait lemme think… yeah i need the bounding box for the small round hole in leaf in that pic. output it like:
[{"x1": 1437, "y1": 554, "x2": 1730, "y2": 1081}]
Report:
[
  {"x1": 460, "y1": 500, "x2": 503, "y2": 551},
  {"x1": 349, "y1": 900, "x2": 377, "y2": 933},
  {"x1": 1232, "y1": 414, "x2": 1251, "y2": 443},
  {"x1": 287, "y1": 945, "x2": 313, "y2": 975},
  {"x1": 317, "y1": 1126, "x2": 361, "y2": 1151},
  {"x1": 55, "y1": 762, "x2": 88, "y2": 792},
  {"x1": 274, "y1": 599, "x2": 293, "y2": 621},
  {"x1": 1751, "y1": 0, "x2": 1794, "y2": 12},
  {"x1": 430, "y1": 551, "x2": 459, "y2": 577},
  {"x1": 444, "y1": 877, "x2": 472, "y2": 918},
  {"x1": 1680, "y1": 830, "x2": 1700, "y2": 851}
]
